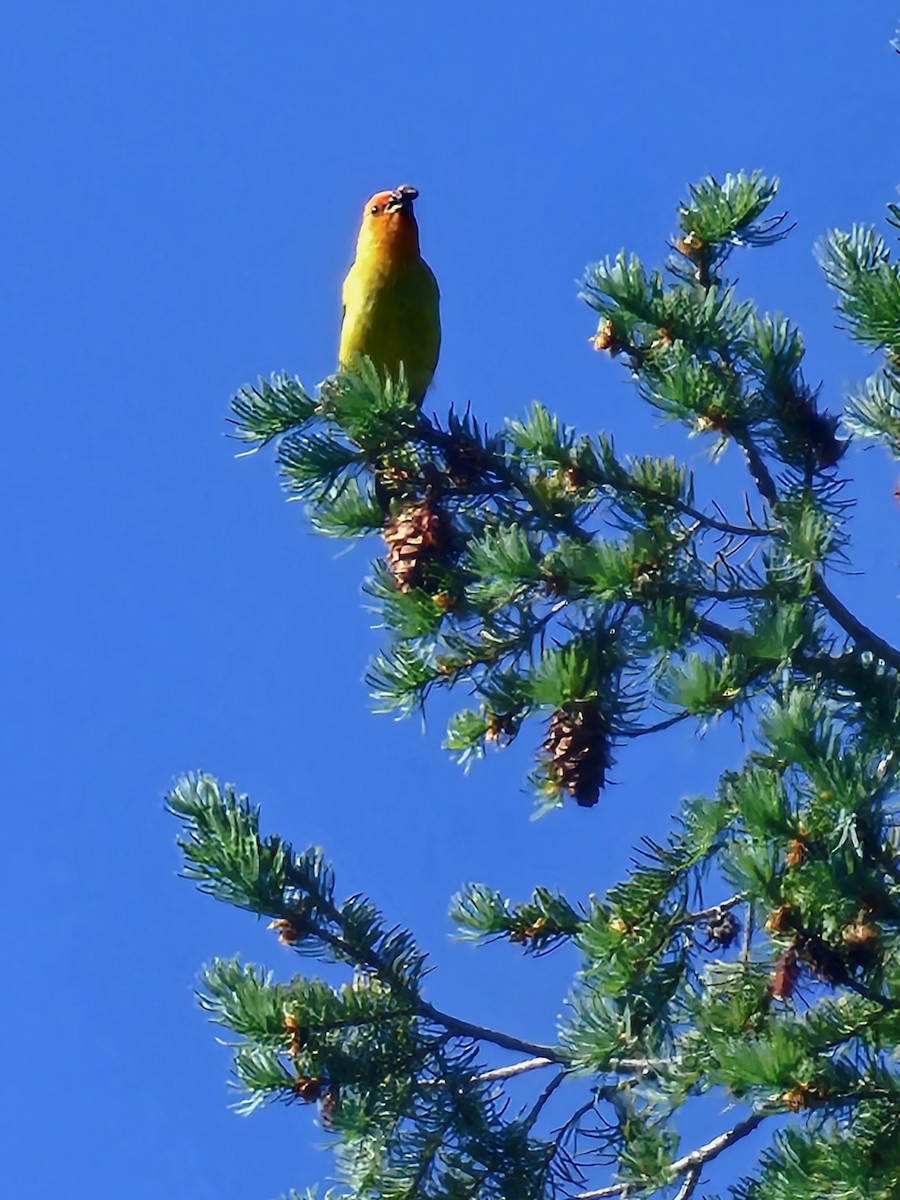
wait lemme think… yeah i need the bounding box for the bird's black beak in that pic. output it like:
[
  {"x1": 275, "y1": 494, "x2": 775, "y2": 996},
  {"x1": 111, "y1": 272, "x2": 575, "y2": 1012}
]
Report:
[{"x1": 385, "y1": 184, "x2": 418, "y2": 214}]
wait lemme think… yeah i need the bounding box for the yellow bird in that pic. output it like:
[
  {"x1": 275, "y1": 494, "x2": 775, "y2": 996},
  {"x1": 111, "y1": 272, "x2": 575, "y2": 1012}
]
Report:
[{"x1": 339, "y1": 184, "x2": 441, "y2": 406}]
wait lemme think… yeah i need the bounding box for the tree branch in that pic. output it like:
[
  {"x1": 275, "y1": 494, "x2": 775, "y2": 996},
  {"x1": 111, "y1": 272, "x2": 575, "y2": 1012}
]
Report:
[
  {"x1": 692, "y1": 585, "x2": 770, "y2": 600},
  {"x1": 736, "y1": 431, "x2": 779, "y2": 507},
  {"x1": 608, "y1": 477, "x2": 774, "y2": 538},
  {"x1": 676, "y1": 893, "x2": 747, "y2": 929},
  {"x1": 420, "y1": 1001, "x2": 565, "y2": 1061},
  {"x1": 630, "y1": 712, "x2": 693, "y2": 738},
  {"x1": 729, "y1": 421, "x2": 900, "y2": 671},
  {"x1": 475, "y1": 1056, "x2": 557, "y2": 1082},
  {"x1": 813, "y1": 575, "x2": 900, "y2": 672},
  {"x1": 696, "y1": 611, "x2": 899, "y2": 691},
  {"x1": 572, "y1": 1111, "x2": 768, "y2": 1200},
  {"x1": 418, "y1": 416, "x2": 773, "y2": 541},
  {"x1": 672, "y1": 1165, "x2": 701, "y2": 1200},
  {"x1": 297, "y1": 920, "x2": 570, "y2": 1061},
  {"x1": 523, "y1": 1069, "x2": 567, "y2": 1131}
]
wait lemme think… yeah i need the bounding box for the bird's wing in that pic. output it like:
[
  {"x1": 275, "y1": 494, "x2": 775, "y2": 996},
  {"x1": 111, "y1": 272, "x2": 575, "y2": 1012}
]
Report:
[{"x1": 340, "y1": 264, "x2": 354, "y2": 332}]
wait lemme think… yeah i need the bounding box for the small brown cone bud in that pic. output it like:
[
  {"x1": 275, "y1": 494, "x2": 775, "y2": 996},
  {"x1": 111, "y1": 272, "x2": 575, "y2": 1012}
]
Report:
[
  {"x1": 843, "y1": 921, "x2": 881, "y2": 973},
  {"x1": 564, "y1": 465, "x2": 587, "y2": 492},
  {"x1": 319, "y1": 1083, "x2": 340, "y2": 1128},
  {"x1": 778, "y1": 392, "x2": 848, "y2": 469},
  {"x1": 676, "y1": 231, "x2": 707, "y2": 258},
  {"x1": 541, "y1": 570, "x2": 570, "y2": 597},
  {"x1": 769, "y1": 946, "x2": 799, "y2": 999},
  {"x1": 485, "y1": 712, "x2": 517, "y2": 745},
  {"x1": 284, "y1": 1013, "x2": 308, "y2": 1057},
  {"x1": 292, "y1": 1075, "x2": 323, "y2": 1104},
  {"x1": 511, "y1": 916, "x2": 550, "y2": 948},
  {"x1": 542, "y1": 702, "x2": 611, "y2": 807},
  {"x1": 590, "y1": 319, "x2": 621, "y2": 355},
  {"x1": 695, "y1": 408, "x2": 729, "y2": 435},
  {"x1": 269, "y1": 917, "x2": 306, "y2": 946},
  {"x1": 785, "y1": 834, "x2": 807, "y2": 869},
  {"x1": 766, "y1": 905, "x2": 795, "y2": 934},
  {"x1": 780, "y1": 1081, "x2": 827, "y2": 1112}
]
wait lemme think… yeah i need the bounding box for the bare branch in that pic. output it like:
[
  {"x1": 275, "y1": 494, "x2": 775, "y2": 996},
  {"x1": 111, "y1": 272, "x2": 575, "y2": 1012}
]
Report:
[
  {"x1": 727, "y1": 423, "x2": 900, "y2": 670},
  {"x1": 610, "y1": 477, "x2": 775, "y2": 538},
  {"x1": 673, "y1": 1165, "x2": 702, "y2": 1200},
  {"x1": 813, "y1": 576, "x2": 900, "y2": 672},
  {"x1": 476, "y1": 1057, "x2": 557, "y2": 1082},
  {"x1": 473, "y1": 1055, "x2": 661, "y2": 1084},
  {"x1": 676, "y1": 893, "x2": 747, "y2": 929},
  {"x1": 741, "y1": 902, "x2": 754, "y2": 965},
  {"x1": 630, "y1": 712, "x2": 693, "y2": 739},
  {"x1": 736, "y1": 432, "x2": 779, "y2": 507},
  {"x1": 571, "y1": 1181, "x2": 630, "y2": 1199},
  {"x1": 670, "y1": 1112, "x2": 767, "y2": 1174},
  {"x1": 523, "y1": 1069, "x2": 567, "y2": 1131},
  {"x1": 420, "y1": 1001, "x2": 565, "y2": 1061},
  {"x1": 572, "y1": 1110, "x2": 769, "y2": 1200},
  {"x1": 310, "y1": 923, "x2": 569, "y2": 1061}
]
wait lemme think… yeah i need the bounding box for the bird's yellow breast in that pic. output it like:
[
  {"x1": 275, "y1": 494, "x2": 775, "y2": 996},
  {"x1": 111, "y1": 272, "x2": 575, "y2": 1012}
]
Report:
[{"x1": 339, "y1": 252, "x2": 441, "y2": 406}]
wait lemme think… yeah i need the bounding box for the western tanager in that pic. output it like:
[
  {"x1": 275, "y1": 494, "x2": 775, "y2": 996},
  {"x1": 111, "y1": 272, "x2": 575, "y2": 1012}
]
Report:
[{"x1": 339, "y1": 184, "x2": 440, "y2": 406}]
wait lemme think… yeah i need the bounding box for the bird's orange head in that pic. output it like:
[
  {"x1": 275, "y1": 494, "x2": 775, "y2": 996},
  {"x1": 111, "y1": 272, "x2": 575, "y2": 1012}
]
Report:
[{"x1": 355, "y1": 184, "x2": 422, "y2": 262}]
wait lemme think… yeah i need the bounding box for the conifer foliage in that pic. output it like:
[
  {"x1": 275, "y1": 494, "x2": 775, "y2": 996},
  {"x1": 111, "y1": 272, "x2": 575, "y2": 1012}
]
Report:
[{"x1": 171, "y1": 125, "x2": 900, "y2": 1198}]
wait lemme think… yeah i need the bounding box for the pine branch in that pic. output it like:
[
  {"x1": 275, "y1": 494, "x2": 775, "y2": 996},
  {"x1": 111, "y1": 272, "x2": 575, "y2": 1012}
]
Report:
[
  {"x1": 182, "y1": 167, "x2": 900, "y2": 1199},
  {"x1": 170, "y1": 774, "x2": 566, "y2": 1068}
]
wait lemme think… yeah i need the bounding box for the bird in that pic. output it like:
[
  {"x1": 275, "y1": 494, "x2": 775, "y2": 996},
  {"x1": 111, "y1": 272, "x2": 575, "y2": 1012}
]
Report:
[{"x1": 339, "y1": 184, "x2": 441, "y2": 407}]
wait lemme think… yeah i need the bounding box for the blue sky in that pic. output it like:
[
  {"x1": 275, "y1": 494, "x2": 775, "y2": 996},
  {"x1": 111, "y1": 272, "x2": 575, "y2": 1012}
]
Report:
[{"x1": 3, "y1": 4, "x2": 898, "y2": 1197}]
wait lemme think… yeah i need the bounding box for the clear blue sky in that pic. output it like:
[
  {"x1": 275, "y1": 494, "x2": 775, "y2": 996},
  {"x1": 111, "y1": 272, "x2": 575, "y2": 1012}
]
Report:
[{"x1": 3, "y1": 4, "x2": 898, "y2": 1197}]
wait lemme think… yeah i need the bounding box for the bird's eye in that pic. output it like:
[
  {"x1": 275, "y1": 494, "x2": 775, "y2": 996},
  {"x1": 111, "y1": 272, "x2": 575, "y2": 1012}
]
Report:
[{"x1": 370, "y1": 204, "x2": 380, "y2": 216}]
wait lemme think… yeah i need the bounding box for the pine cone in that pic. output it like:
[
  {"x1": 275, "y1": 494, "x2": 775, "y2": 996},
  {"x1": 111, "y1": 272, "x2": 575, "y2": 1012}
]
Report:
[
  {"x1": 703, "y1": 908, "x2": 740, "y2": 949},
  {"x1": 543, "y1": 702, "x2": 611, "y2": 807},
  {"x1": 779, "y1": 391, "x2": 848, "y2": 469},
  {"x1": 383, "y1": 499, "x2": 448, "y2": 593},
  {"x1": 797, "y1": 933, "x2": 848, "y2": 985},
  {"x1": 444, "y1": 440, "x2": 483, "y2": 487}
]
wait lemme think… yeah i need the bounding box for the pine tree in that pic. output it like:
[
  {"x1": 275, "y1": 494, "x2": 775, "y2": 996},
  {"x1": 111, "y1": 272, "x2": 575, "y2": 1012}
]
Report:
[{"x1": 169, "y1": 55, "x2": 900, "y2": 1200}]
